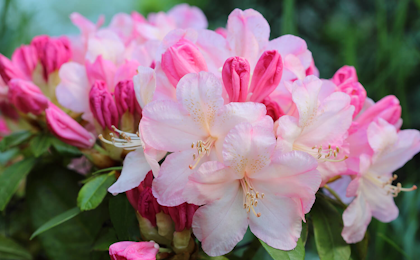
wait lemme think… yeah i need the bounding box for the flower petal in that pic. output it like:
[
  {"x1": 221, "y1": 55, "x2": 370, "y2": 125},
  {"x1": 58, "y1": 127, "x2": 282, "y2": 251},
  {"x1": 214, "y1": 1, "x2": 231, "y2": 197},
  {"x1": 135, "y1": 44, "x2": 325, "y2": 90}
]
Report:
[{"x1": 342, "y1": 195, "x2": 372, "y2": 244}]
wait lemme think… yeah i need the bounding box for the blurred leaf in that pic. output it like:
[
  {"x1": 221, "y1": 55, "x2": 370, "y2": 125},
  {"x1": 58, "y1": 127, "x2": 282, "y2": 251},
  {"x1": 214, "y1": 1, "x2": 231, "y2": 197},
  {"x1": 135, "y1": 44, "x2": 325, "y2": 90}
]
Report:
[
  {"x1": 301, "y1": 220, "x2": 308, "y2": 246},
  {"x1": 50, "y1": 138, "x2": 81, "y2": 157},
  {"x1": 0, "y1": 234, "x2": 32, "y2": 260},
  {"x1": 30, "y1": 207, "x2": 81, "y2": 240},
  {"x1": 30, "y1": 134, "x2": 52, "y2": 157},
  {"x1": 109, "y1": 194, "x2": 138, "y2": 241},
  {"x1": 311, "y1": 195, "x2": 351, "y2": 260},
  {"x1": 0, "y1": 147, "x2": 19, "y2": 165},
  {"x1": 92, "y1": 227, "x2": 118, "y2": 251},
  {"x1": 350, "y1": 233, "x2": 368, "y2": 260},
  {"x1": 77, "y1": 174, "x2": 116, "y2": 211},
  {"x1": 377, "y1": 232, "x2": 411, "y2": 260},
  {"x1": 259, "y1": 238, "x2": 304, "y2": 260},
  {"x1": 26, "y1": 164, "x2": 107, "y2": 260},
  {"x1": 0, "y1": 158, "x2": 37, "y2": 211},
  {"x1": 0, "y1": 130, "x2": 32, "y2": 152}
]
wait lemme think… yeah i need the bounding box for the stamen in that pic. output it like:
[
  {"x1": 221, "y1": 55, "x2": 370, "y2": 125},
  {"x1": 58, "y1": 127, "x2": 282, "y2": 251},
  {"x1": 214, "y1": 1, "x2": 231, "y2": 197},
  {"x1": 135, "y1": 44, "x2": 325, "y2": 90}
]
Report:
[
  {"x1": 367, "y1": 174, "x2": 417, "y2": 197},
  {"x1": 295, "y1": 144, "x2": 348, "y2": 162},
  {"x1": 188, "y1": 136, "x2": 217, "y2": 170},
  {"x1": 99, "y1": 125, "x2": 143, "y2": 150},
  {"x1": 241, "y1": 178, "x2": 262, "y2": 217}
]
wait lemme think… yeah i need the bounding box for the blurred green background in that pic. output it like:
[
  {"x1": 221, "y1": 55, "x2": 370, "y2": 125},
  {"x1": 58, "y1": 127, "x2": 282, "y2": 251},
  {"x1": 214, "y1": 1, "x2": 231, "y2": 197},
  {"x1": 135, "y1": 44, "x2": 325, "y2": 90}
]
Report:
[{"x1": 1, "y1": 0, "x2": 419, "y2": 259}]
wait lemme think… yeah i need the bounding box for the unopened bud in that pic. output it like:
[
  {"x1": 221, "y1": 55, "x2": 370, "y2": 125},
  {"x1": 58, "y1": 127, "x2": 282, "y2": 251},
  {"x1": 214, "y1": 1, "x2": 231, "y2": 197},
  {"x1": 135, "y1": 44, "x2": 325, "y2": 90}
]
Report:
[
  {"x1": 222, "y1": 56, "x2": 250, "y2": 102},
  {"x1": 0, "y1": 54, "x2": 26, "y2": 84},
  {"x1": 8, "y1": 79, "x2": 49, "y2": 115},
  {"x1": 11, "y1": 45, "x2": 38, "y2": 80},
  {"x1": 89, "y1": 80, "x2": 119, "y2": 130},
  {"x1": 161, "y1": 39, "x2": 208, "y2": 87},
  {"x1": 109, "y1": 241, "x2": 159, "y2": 260},
  {"x1": 332, "y1": 65, "x2": 358, "y2": 86},
  {"x1": 356, "y1": 95, "x2": 401, "y2": 128},
  {"x1": 45, "y1": 104, "x2": 95, "y2": 148},
  {"x1": 262, "y1": 97, "x2": 284, "y2": 121},
  {"x1": 114, "y1": 80, "x2": 141, "y2": 116},
  {"x1": 249, "y1": 50, "x2": 283, "y2": 103}
]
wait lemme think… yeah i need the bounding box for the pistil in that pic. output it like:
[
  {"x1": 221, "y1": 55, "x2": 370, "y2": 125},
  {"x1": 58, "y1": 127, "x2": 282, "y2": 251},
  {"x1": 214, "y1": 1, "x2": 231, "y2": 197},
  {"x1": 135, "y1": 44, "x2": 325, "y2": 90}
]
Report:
[
  {"x1": 367, "y1": 174, "x2": 417, "y2": 197},
  {"x1": 240, "y1": 178, "x2": 263, "y2": 217},
  {"x1": 188, "y1": 136, "x2": 217, "y2": 169}
]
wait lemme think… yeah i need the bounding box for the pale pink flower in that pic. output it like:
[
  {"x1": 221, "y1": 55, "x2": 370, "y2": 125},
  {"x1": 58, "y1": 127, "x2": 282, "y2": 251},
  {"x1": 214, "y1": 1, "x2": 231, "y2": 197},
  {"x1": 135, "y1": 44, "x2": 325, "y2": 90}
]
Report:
[
  {"x1": 140, "y1": 72, "x2": 268, "y2": 206},
  {"x1": 276, "y1": 76, "x2": 354, "y2": 184},
  {"x1": 167, "y1": 4, "x2": 208, "y2": 30},
  {"x1": 342, "y1": 119, "x2": 420, "y2": 243},
  {"x1": 109, "y1": 241, "x2": 159, "y2": 260},
  {"x1": 183, "y1": 120, "x2": 321, "y2": 256}
]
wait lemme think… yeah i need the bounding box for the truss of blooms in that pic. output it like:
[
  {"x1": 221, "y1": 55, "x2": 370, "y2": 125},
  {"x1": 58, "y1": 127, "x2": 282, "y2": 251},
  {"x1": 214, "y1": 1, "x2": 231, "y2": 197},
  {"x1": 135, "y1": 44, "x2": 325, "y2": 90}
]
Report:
[{"x1": 0, "y1": 4, "x2": 418, "y2": 260}]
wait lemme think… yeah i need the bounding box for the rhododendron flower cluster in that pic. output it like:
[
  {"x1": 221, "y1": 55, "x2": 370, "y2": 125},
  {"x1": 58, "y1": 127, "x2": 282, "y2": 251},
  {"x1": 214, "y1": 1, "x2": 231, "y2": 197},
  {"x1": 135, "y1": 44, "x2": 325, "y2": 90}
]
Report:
[{"x1": 0, "y1": 4, "x2": 418, "y2": 260}]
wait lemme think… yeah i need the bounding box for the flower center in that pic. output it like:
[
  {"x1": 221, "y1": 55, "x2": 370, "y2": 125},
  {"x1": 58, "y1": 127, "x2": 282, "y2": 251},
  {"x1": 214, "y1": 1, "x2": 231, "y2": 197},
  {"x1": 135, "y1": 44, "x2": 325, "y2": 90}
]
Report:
[
  {"x1": 366, "y1": 174, "x2": 417, "y2": 197},
  {"x1": 240, "y1": 177, "x2": 263, "y2": 217},
  {"x1": 99, "y1": 125, "x2": 144, "y2": 150},
  {"x1": 293, "y1": 143, "x2": 348, "y2": 162},
  {"x1": 188, "y1": 136, "x2": 217, "y2": 170}
]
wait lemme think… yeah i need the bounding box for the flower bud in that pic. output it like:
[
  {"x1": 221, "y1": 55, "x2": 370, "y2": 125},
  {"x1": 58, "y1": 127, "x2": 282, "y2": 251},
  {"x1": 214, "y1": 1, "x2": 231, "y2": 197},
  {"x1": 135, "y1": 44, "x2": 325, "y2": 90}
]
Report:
[
  {"x1": 11, "y1": 45, "x2": 38, "y2": 80},
  {"x1": 45, "y1": 104, "x2": 95, "y2": 148},
  {"x1": 249, "y1": 50, "x2": 283, "y2": 103},
  {"x1": 0, "y1": 101, "x2": 19, "y2": 120},
  {"x1": 356, "y1": 95, "x2": 401, "y2": 128},
  {"x1": 89, "y1": 80, "x2": 119, "y2": 130},
  {"x1": 222, "y1": 57, "x2": 250, "y2": 102},
  {"x1": 114, "y1": 80, "x2": 141, "y2": 116},
  {"x1": 109, "y1": 241, "x2": 159, "y2": 260},
  {"x1": 0, "y1": 54, "x2": 26, "y2": 84},
  {"x1": 161, "y1": 39, "x2": 208, "y2": 87},
  {"x1": 332, "y1": 65, "x2": 357, "y2": 86},
  {"x1": 31, "y1": 35, "x2": 72, "y2": 80},
  {"x1": 8, "y1": 79, "x2": 49, "y2": 115},
  {"x1": 262, "y1": 97, "x2": 284, "y2": 121}
]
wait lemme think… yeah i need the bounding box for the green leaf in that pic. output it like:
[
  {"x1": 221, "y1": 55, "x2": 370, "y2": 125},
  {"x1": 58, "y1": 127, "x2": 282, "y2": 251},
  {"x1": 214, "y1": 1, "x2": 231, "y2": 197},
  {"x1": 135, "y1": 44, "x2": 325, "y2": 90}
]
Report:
[
  {"x1": 0, "y1": 234, "x2": 32, "y2": 260},
  {"x1": 30, "y1": 134, "x2": 52, "y2": 157},
  {"x1": 50, "y1": 138, "x2": 81, "y2": 157},
  {"x1": 194, "y1": 251, "x2": 230, "y2": 260},
  {"x1": 91, "y1": 166, "x2": 123, "y2": 175},
  {"x1": 0, "y1": 158, "x2": 37, "y2": 211},
  {"x1": 0, "y1": 130, "x2": 33, "y2": 152},
  {"x1": 376, "y1": 232, "x2": 411, "y2": 260},
  {"x1": 109, "y1": 194, "x2": 139, "y2": 241},
  {"x1": 92, "y1": 227, "x2": 118, "y2": 251},
  {"x1": 349, "y1": 233, "x2": 368, "y2": 260},
  {"x1": 301, "y1": 220, "x2": 308, "y2": 246},
  {"x1": 77, "y1": 174, "x2": 116, "y2": 211},
  {"x1": 26, "y1": 164, "x2": 108, "y2": 260},
  {"x1": 30, "y1": 207, "x2": 81, "y2": 240},
  {"x1": 0, "y1": 147, "x2": 19, "y2": 165},
  {"x1": 259, "y1": 238, "x2": 305, "y2": 260},
  {"x1": 311, "y1": 195, "x2": 351, "y2": 260}
]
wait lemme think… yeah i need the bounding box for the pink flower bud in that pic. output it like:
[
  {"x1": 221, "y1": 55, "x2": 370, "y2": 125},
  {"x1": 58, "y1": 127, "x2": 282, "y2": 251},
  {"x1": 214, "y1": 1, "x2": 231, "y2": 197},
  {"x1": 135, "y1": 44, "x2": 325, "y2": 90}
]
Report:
[
  {"x1": 45, "y1": 104, "x2": 95, "y2": 148},
  {"x1": 89, "y1": 80, "x2": 119, "y2": 129},
  {"x1": 215, "y1": 27, "x2": 227, "y2": 38},
  {"x1": 222, "y1": 57, "x2": 250, "y2": 102},
  {"x1": 332, "y1": 66, "x2": 366, "y2": 117},
  {"x1": 161, "y1": 39, "x2": 208, "y2": 87},
  {"x1": 11, "y1": 45, "x2": 38, "y2": 80},
  {"x1": 163, "y1": 203, "x2": 198, "y2": 232},
  {"x1": 8, "y1": 79, "x2": 49, "y2": 115},
  {"x1": 249, "y1": 50, "x2": 283, "y2": 103},
  {"x1": 262, "y1": 97, "x2": 284, "y2": 121},
  {"x1": 114, "y1": 80, "x2": 141, "y2": 116},
  {"x1": 31, "y1": 35, "x2": 72, "y2": 80},
  {"x1": 0, "y1": 54, "x2": 26, "y2": 84},
  {"x1": 331, "y1": 65, "x2": 358, "y2": 86},
  {"x1": 109, "y1": 241, "x2": 159, "y2": 260},
  {"x1": 0, "y1": 101, "x2": 19, "y2": 120},
  {"x1": 356, "y1": 95, "x2": 401, "y2": 128}
]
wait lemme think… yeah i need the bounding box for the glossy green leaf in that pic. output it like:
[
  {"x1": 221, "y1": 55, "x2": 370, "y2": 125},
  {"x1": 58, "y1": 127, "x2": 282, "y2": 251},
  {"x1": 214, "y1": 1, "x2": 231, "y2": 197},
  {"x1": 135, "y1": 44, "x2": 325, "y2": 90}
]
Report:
[
  {"x1": 26, "y1": 164, "x2": 107, "y2": 260},
  {"x1": 0, "y1": 158, "x2": 37, "y2": 211},
  {"x1": 77, "y1": 174, "x2": 116, "y2": 211},
  {"x1": 0, "y1": 234, "x2": 32, "y2": 260},
  {"x1": 109, "y1": 194, "x2": 139, "y2": 241},
  {"x1": 30, "y1": 134, "x2": 52, "y2": 157},
  {"x1": 50, "y1": 138, "x2": 81, "y2": 157},
  {"x1": 30, "y1": 207, "x2": 81, "y2": 240},
  {"x1": 0, "y1": 130, "x2": 33, "y2": 152},
  {"x1": 259, "y1": 237, "x2": 305, "y2": 260},
  {"x1": 311, "y1": 195, "x2": 351, "y2": 260}
]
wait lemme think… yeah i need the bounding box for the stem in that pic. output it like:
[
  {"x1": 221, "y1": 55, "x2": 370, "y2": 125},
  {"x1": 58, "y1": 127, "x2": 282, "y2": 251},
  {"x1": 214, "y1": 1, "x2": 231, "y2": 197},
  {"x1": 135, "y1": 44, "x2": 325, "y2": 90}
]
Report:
[
  {"x1": 323, "y1": 184, "x2": 347, "y2": 208},
  {"x1": 93, "y1": 143, "x2": 108, "y2": 155}
]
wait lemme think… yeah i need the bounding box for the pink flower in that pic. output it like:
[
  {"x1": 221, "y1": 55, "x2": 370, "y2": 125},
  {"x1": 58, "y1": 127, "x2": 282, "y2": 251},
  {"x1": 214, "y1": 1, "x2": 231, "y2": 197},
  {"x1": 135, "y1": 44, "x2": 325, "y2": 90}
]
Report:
[
  {"x1": 45, "y1": 103, "x2": 95, "y2": 149},
  {"x1": 249, "y1": 50, "x2": 283, "y2": 103},
  {"x1": 11, "y1": 45, "x2": 38, "y2": 80},
  {"x1": 109, "y1": 241, "x2": 159, "y2": 260},
  {"x1": 89, "y1": 80, "x2": 119, "y2": 130},
  {"x1": 215, "y1": 28, "x2": 227, "y2": 38},
  {"x1": 7, "y1": 79, "x2": 49, "y2": 115},
  {"x1": 222, "y1": 56, "x2": 250, "y2": 102},
  {"x1": 332, "y1": 66, "x2": 366, "y2": 118},
  {"x1": 183, "y1": 121, "x2": 321, "y2": 256},
  {"x1": 276, "y1": 76, "x2": 354, "y2": 184},
  {"x1": 140, "y1": 72, "x2": 268, "y2": 206},
  {"x1": 262, "y1": 97, "x2": 284, "y2": 121},
  {"x1": 0, "y1": 54, "x2": 27, "y2": 84},
  {"x1": 167, "y1": 4, "x2": 208, "y2": 30},
  {"x1": 161, "y1": 39, "x2": 208, "y2": 87},
  {"x1": 342, "y1": 119, "x2": 420, "y2": 243}
]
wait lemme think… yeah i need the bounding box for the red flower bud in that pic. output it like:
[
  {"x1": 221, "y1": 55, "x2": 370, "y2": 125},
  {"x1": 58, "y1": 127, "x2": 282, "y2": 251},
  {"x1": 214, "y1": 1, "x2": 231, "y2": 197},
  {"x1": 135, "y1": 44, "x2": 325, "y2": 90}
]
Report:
[
  {"x1": 8, "y1": 79, "x2": 49, "y2": 115},
  {"x1": 222, "y1": 57, "x2": 250, "y2": 102},
  {"x1": 114, "y1": 80, "x2": 141, "y2": 116},
  {"x1": 11, "y1": 45, "x2": 38, "y2": 80},
  {"x1": 0, "y1": 54, "x2": 26, "y2": 84},
  {"x1": 89, "y1": 80, "x2": 119, "y2": 129}
]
